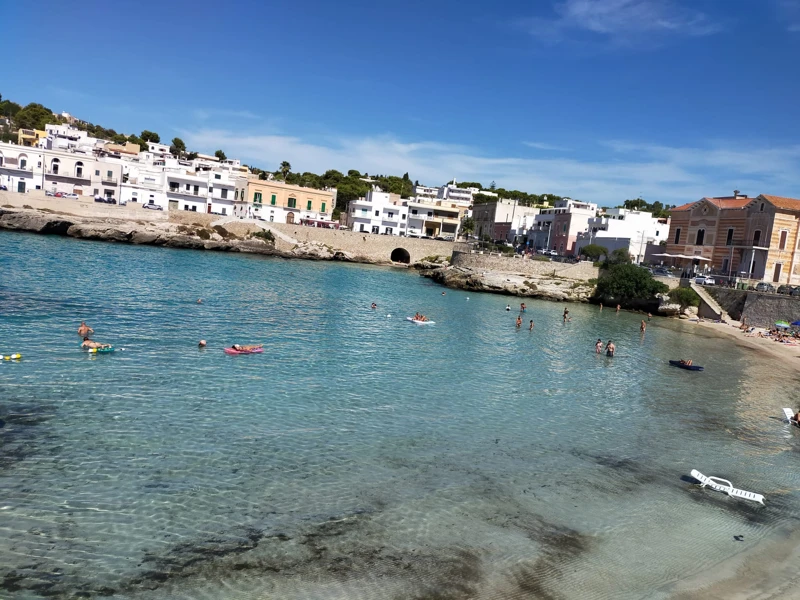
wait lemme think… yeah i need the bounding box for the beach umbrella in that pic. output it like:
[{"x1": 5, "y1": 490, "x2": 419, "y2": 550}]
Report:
[{"x1": 775, "y1": 321, "x2": 790, "y2": 329}]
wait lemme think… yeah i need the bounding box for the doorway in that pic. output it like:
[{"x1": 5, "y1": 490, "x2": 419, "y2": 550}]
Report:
[
  {"x1": 773, "y1": 263, "x2": 783, "y2": 283},
  {"x1": 286, "y1": 212, "x2": 295, "y2": 224},
  {"x1": 17, "y1": 181, "x2": 25, "y2": 193}
]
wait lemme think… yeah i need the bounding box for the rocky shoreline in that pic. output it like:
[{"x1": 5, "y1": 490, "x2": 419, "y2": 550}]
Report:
[
  {"x1": 0, "y1": 207, "x2": 381, "y2": 264},
  {"x1": 419, "y1": 264, "x2": 595, "y2": 302}
]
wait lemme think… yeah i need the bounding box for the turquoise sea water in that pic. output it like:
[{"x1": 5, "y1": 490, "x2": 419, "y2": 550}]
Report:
[{"x1": 1, "y1": 230, "x2": 799, "y2": 599}]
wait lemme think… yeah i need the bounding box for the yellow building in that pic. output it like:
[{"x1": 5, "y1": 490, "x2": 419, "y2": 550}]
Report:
[
  {"x1": 238, "y1": 179, "x2": 336, "y2": 224},
  {"x1": 18, "y1": 128, "x2": 47, "y2": 147}
]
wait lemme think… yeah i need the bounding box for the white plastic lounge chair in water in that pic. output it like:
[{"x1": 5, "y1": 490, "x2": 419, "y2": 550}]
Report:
[
  {"x1": 783, "y1": 408, "x2": 798, "y2": 425},
  {"x1": 690, "y1": 469, "x2": 765, "y2": 505}
]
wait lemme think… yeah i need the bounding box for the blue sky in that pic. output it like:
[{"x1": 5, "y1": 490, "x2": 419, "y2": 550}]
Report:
[{"x1": 3, "y1": 0, "x2": 800, "y2": 205}]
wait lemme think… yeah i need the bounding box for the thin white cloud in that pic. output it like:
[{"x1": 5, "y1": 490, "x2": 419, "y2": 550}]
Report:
[
  {"x1": 523, "y1": 141, "x2": 570, "y2": 151},
  {"x1": 181, "y1": 128, "x2": 800, "y2": 206},
  {"x1": 522, "y1": 0, "x2": 723, "y2": 44},
  {"x1": 192, "y1": 108, "x2": 262, "y2": 121},
  {"x1": 778, "y1": 0, "x2": 800, "y2": 31}
]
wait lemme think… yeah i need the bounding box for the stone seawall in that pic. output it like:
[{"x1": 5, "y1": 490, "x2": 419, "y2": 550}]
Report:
[
  {"x1": 450, "y1": 251, "x2": 600, "y2": 280},
  {"x1": 707, "y1": 287, "x2": 800, "y2": 326}
]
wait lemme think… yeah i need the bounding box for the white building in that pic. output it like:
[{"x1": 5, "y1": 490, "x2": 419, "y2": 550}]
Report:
[
  {"x1": 575, "y1": 208, "x2": 670, "y2": 263},
  {"x1": 437, "y1": 182, "x2": 473, "y2": 206},
  {"x1": 147, "y1": 142, "x2": 172, "y2": 158},
  {"x1": 405, "y1": 201, "x2": 462, "y2": 238},
  {"x1": 346, "y1": 189, "x2": 408, "y2": 235}
]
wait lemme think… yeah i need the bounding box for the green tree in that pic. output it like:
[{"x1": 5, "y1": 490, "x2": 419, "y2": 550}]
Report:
[
  {"x1": 170, "y1": 137, "x2": 186, "y2": 157},
  {"x1": 579, "y1": 244, "x2": 609, "y2": 261},
  {"x1": 279, "y1": 161, "x2": 291, "y2": 180},
  {"x1": 347, "y1": 169, "x2": 362, "y2": 178},
  {"x1": 185, "y1": 151, "x2": 198, "y2": 160},
  {"x1": 127, "y1": 135, "x2": 148, "y2": 152},
  {"x1": 607, "y1": 248, "x2": 632, "y2": 265},
  {"x1": 0, "y1": 97, "x2": 22, "y2": 118},
  {"x1": 668, "y1": 287, "x2": 701, "y2": 310},
  {"x1": 461, "y1": 216, "x2": 475, "y2": 239},
  {"x1": 457, "y1": 181, "x2": 483, "y2": 190},
  {"x1": 14, "y1": 103, "x2": 55, "y2": 130},
  {"x1": 140, "y1": 130, "x2": 160, "y2": 143},
  {"x1": 214, "y1": 149, "x2": 227, "y2": 161},
  {"x1": 594, "y1": 264, "x2": 669, "y2": 304}
]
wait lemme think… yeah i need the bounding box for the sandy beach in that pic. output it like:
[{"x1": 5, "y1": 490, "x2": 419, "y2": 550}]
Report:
[{"x1": 663, "y1": 317, "x2": 800, "y2": 599}]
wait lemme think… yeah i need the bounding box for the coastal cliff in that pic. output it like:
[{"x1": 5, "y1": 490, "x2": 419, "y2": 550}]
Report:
[{"x1": 0, "y1": 207, "x2": 365, "y2": 263}]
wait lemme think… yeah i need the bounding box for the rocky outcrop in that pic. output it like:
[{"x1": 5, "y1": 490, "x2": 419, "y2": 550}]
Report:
[
  {"x1": 421, "y1": 266, "x2": 595, "y2": 302},
  {"x1": 0, "y1": 207, "x2": 381, "y2": 265}
]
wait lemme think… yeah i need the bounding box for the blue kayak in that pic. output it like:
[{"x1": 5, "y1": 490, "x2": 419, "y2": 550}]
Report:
[{"x1": 669, "y1": 360, "x2": 703, "y2": 371}]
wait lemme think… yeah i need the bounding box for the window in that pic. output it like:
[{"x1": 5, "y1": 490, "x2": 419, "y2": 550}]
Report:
[
  {"x1": 386, "y1": 227, "x2": 393, "y2": 235},
  {"x1": 760, "y1": 203, "x2": 765, "y2": 212},
  {"x1": 269, "y1": 215, "x2": 274, "y2": 222},
  {"x1": 359, "y1": 224, "x2": 366, "y2": 232},
  {"x1": 95, "y1": 170, "x2": 100, "y2": 176},
  {"x1": 673, "y1": 228, "x2": 681, "y2": 244},
  {"x1": 307, "y1": 200, "x2": 312, "y2": 210},
  {"x1": 562, "y1": 223, "x2": 567, "y2": 234},
  {"x1": 107, "y1": 170, "x2": 113, "y2": 178},
  {"x1": 753, "y1": 230, "x2": 761, "y2": 246},
  {"x1": 214, "y1": 174, "x2": 221, "y2": 180},
  {"x1": 288, "y1": 197, "x2": 297, "y2": 208},
  {"x1": 726, "y1": 228, "x2": 734, "y2": 246},
  {"x1": 375, "y1": 210, "x2": 380, "y2": 217},
  {"x1": 185, "y1": 184, "x2": 191, "y2": 191},
  {"x1": 19, "y1": 159, "x2": 26, "y2": 169},
  {"x1": 221, "y1": 188, "x2": 228, "y2": 199},
  {"x1": 780, "y1": 230, "x2": 788, "y2": 250},
  {"x1": 371, "y1": 226, "x2": 379, "y2": 234},
  {"x1": 427, "y1": 212, "x2": 433, "y2": 217},
  {"x1": 271, "y1": 194, "x2": 276, "y2": 205},
  {"x1": 254, "y1": 192, "x2": 262, "y2": 202},
  {"x1": 193, "y1": 185, "x2": 199, "y2": 195},
  {"x1": 94, "y1": 189, "x2": 99, "y2": 195},
  {"x1": 361, "y1": 208, "x2": 367, "y2": 215},
  {"x1": 411, "y1": 209, "x2": 418, "y2": 215},
  {"x1": 235, "y1": 190, "x2": 238, "y2": 200},
  {"x1": 388, "y1": 211, "x2": 394, "y2": 218},
  {"x1": 695, "y1": 228, "x2": 705, "y2": 245},
  {"x1": 401, "y1": 213, "x2": 405, "y2": 220},
  {"x1": 321, "y1": 202, "x2": 326, "y2": 213},
  {"x1": 722, "y1": 258, "x2": 729, "y2": 273},
  {"x1": 221, "y1": 207, "x2": 226, "y2": 215}
]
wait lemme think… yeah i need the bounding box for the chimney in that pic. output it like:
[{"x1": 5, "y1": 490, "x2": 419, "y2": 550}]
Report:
[{"x1": 733, "y1": 189, "x2": 746, "y2": 199}]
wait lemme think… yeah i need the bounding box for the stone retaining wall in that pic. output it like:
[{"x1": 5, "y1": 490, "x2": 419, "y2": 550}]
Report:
[
  {"x1": 707, "y1": 286, "x2": 800, "y2": 326},
  {"x1": 450, "y1": 251, "x2": 600, "y2": 280}
]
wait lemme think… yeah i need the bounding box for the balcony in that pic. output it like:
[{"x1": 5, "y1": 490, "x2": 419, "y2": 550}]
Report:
[
  {"x1": 101, "y1": 175, "x2": 118, "y2": 184},
  {"x1": 45, "y1": 169, "x2": 91, "y2": 182},
  {"x1": 0, "y1": 162, "x2": 32, "y2": 173},
  {"x1": 168, "y1": 187, "x2": 207, "y2": 198}
]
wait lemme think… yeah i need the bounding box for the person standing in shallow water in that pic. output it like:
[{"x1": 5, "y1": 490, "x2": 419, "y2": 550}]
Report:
[
  {"x1": 640, "y1": 320, "x2": 647, "y2": 333},
  {"x1": 78, "y1": 321, "x2": 94, "y2": 337},
  {"x1": 563, "y1": 307, "x2": 569, "y2": 323},
  {"x1": 529, "y1": 320, "x2": 534, "y2": 331},
  {"x1": 605, "y1": 340, "x2": 615, "y2": 357},
  {"x1": 616, "y1": 304, "x2": 621, "y2": 313},
  {"x1": 516, "y1": 315, "x2": 522, "y2": 328},
  {"x1": 595, "y1": 339, "x2": 603, "y2": 353}
]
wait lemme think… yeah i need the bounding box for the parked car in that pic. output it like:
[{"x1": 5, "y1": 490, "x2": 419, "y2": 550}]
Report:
[
  {"x1": 142, "y1": 203, "x2": 163, "y2": 210},
  {"x1": 94, "y1": 195, "x2": 105, "y2": 203},
  {"x1": 63, "y1": 193, "x2": 78, "y2": 199},
  {"x1": 694, "y1": 276, "x2": 715, "y2": 285},
  {"x1": 45, "y1": 190, "x2": 55, "y2": 197},
  {"x1": 755, "y1": 282, "x2": 776, "y2": 293},
  {"x1": 777, "y1": 284, "x2": 794, "y2": 295},
  {"x1": 653, "y1": 268, "x2": 674, "y2": 278},
  {"x1": 54, "y1": 192, "x2": 64, "y2": 198},
  {"x1": 0, "y1": 184, "x2": 7, "y2": 191}
]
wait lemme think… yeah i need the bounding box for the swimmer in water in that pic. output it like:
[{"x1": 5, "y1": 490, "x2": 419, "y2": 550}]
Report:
[
  {"x1": 563, "y1": 307, "x2": 570, "y2": 323},
  {"x1": 82, "y1": 337, "x2": 111, "y2": 349},
  {"x1": 516, "y1": 316, "x2": 522, "y2": 328},
  {"x1": 616, "y1": 304, "x2": 621, "y2": 313},
  {"x1": 77, "y1": 321, "x2": 94, "y2": 337},
  {"x1": 506, "y1": 304, "x2": 511, "y2": 311},
  {"x1": 520, "y1": 302, "x2": 526, "y2": 312},
  {"x1": 371, "y1": 303, "x2": 377, "y2": 309},
  {"x1": 232, "y1": 344, "x2": 263, "y2": 351},
  {"x1": 529, "y1": 320, "x2": 534, "y2": 331},
  {"x1": 198, "y1": 340, "x2": 207, "y2": 348}
]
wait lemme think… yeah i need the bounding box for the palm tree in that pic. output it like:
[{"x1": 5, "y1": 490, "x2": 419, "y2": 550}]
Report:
[{"x1": 279, "y1": 161, "x2": 291, "y2": 181}]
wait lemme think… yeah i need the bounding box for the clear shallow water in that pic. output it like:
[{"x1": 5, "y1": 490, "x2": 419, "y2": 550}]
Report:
[{"x1": 1, "y1": 231, "x2": 799, "y2": 599}]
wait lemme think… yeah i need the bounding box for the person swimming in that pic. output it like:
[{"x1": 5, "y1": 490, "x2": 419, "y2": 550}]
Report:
[
  {"x1": 198, "y1": 340, "x2": 207, "y2": 348},
  {"x1": 595, "y1": 339, "x2": 602, "y2": 354},
  {"x1": 605, "y1": 340, "x2": 615, "y2": 357},
  {"x1": 77, "y1": 321, "x2": 94, "y2": 337},
  {"x1": 82, "y1": 337, "x2": 111, "y2": 349},
  {"x1": 505, "y1": 304, "x2": 511, "y2": 311},
  {"x1": 371, "y1": 303, "x2": 377, "y2": 309}
]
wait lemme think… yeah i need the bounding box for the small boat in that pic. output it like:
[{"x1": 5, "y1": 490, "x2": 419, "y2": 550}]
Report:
[
  {"x1": 224, "y1": 347, "x2": 264, "y2": 355},
  {"x1": 669, "y1": 360, "x2": 704, "y2": 371},
  {"x1": 406, "y1": 317, "x2": 435, "y2": 325}
]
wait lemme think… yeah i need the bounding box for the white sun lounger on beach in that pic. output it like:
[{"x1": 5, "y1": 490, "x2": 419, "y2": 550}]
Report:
[
  {"x1": 783, "y1": 408, "x2": 797, "y2": 424},
  {"x1": 690, "y1": 469, "x2": 765, "y2": 505}
]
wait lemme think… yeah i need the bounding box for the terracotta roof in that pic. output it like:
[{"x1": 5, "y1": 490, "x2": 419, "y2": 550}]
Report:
[
  {"x1": 761, "y1": 194, "x2": 800, "y2": 211},
  {"x1": 669, "y1": 196, "x2": 750, "y2": 212}
]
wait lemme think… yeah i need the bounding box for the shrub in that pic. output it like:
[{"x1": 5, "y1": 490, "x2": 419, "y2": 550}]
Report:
[
  {"x1": 212, "y1": 225, "x2": 237, "y2": 240},
  {"x1": 579, "y1": 243, "x2": 609, "y2": 261},
  {"x1": 23, "y1": 204, "x2": 33, "y2": 209},
  {"x1": 2, "y1": 204, "x2": 13, "y2": 208},
  {"x1": 523, "y1": 280, "x2": 538, "y2": 290},
  {"x1": 252, "y1": 230, "x2": 275, "y2": 243},
  {"x1": 594, "y1": 263, "x2": 669, "y2": 303},
  {"x1": 669, "y1": 287, "x2": 701, "y2": 309},
  {"x1": 196, "y1": 228, "x2": 211, "y2": 240}
]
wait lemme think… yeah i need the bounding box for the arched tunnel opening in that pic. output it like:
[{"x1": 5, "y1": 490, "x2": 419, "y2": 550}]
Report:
[{"x1": 391, "y1": 247, "x2": 411, "y2": 264}]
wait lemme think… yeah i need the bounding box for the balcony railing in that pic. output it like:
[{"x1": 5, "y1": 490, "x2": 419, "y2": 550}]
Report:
[
  {"x1": 168, "y1": 187, "x2": 207, "y2": 198},
  {"x1": 0, "y1": 162, "x2": 32, "y2": 172},
  {"x1": 45, "y1": 169, "x2": 91, "y2": 181},
  {"x1": 101, "y1": 176, "x2": 118, "y2": 184}
]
